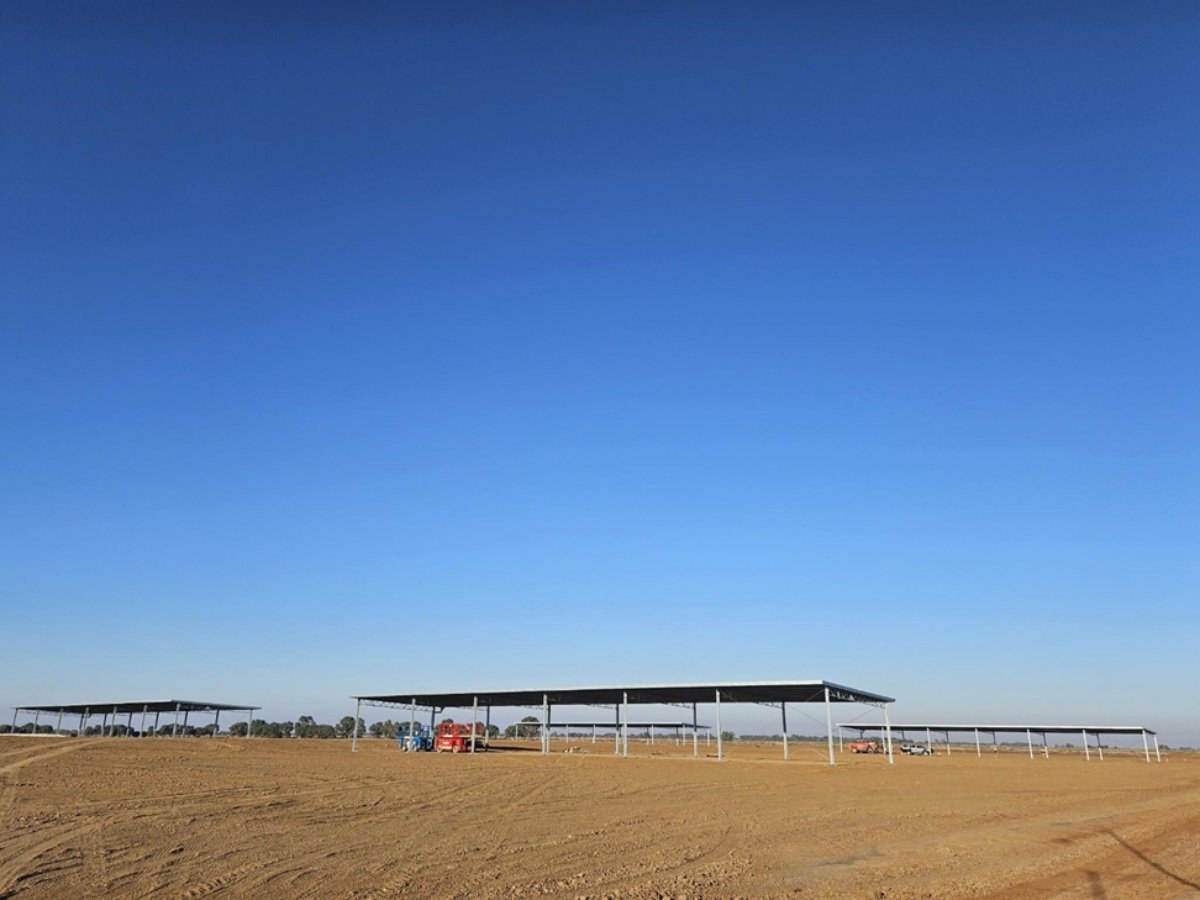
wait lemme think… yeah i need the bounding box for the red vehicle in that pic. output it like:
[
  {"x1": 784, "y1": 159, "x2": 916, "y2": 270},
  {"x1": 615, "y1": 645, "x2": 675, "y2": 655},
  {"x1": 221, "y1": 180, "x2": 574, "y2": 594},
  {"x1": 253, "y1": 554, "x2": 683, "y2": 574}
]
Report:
[
  {"x1": 434, "y1": 721, "x2": 484, "y2": 753},
  {"x1": 849, "y1": 739, "x2": 883, "y2": 754}
]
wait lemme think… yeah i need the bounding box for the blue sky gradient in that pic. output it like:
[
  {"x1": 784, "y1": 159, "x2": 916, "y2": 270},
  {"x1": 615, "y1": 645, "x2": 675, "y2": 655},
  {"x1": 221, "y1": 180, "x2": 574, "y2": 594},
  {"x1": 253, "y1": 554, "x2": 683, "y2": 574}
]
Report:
[{"x1": 3, "y1": 3, "x2": 1197, "y2": 741}]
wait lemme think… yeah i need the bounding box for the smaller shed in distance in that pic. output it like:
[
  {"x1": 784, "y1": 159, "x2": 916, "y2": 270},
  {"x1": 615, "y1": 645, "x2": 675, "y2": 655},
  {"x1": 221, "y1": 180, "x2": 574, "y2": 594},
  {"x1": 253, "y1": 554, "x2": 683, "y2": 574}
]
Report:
[{"x1": 9, "y1": 700, "x2": 260, "y2": 737}]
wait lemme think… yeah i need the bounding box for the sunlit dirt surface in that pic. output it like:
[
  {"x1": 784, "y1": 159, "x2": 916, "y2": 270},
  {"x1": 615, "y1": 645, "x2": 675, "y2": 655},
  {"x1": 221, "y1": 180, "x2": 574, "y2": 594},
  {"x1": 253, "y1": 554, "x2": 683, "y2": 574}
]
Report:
[{"x1": 1, "y1": 735, "x2": 1197, "y2": 898}]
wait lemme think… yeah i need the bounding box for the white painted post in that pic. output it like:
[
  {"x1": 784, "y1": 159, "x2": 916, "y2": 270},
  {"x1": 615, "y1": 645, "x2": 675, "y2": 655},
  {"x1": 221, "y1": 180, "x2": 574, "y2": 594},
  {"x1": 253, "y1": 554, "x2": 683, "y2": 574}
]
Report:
[
  {"x1": 140, "y1": 705, "x2": 148, "y2": 738},
  {"x1": 1043, "y1": 732, "x2": 1049, "y2": 759},
  {"x1": 715, "y1": 690, "x2": 723, "y2": 762},
  {"x1": 1142, "y1": 730, "x2": 1150, "y2": 763},
  {"x1": 1083, "y1": 729, "x2": 1090, "y2": 761},
  {"x1": 927, "y1": 727, "x2": 933, "y2": 754},
  {"x1": 153, "y1": 710, "x2": 159, "y2": 735},
  {"x1": 542, "y1": 695, "x2": 549, "y2": 755},
  {"x1": 485, "y1": 705, "x2": 490, "y2": 749},
  {"x1": 111, "y1": 706, "x2": 119, "y2": 737},
  {"x1": 692, "y1": 702, "x2": 698, "y2": 758},
  {"x1": 592, "y1": 724, "x2": 596, "y2": 744},
  {"x1": 1153, "y1": 734, "x2": 1161, "y2": 762},
  {"x1": 213, "y1": 710, "x2": 220, "y2": 738},
  {"x1": 781, "y1": 703, "x2": 789, "y2": 761},
  {"x1": 33, "y1": 710, "x2": 40, "y2": 733},
  {"x1": 883, "y1": 703, "x2": 895, "y2": 765},
  {"x1": 1097, "y1": 733, "x2": 1104, "y2": 761},
  {"x1": 622, "y1": 692, "x2": 629, "y2": 758},
  {"x1": 409, "y1": 698, "x2": 416, "y2": 751},
  {"x1": 975, "y1": 728, "x2": 981, "y2": 758},
  {"x1": 56, "y1": 709, "x2": 63, "y2": 733},
  {"x1": 351, "y1": 699, "x2": 361, "y2": 751},
  {"x1": 1026, "y1": 728, "x2": 1034, "y2": 759},
  {"x1": 824, "y1": 687, "x2": 834, "y2": 767},
  {"x1": 945, "y1": 730, "x2": 951, "y2": 756},
  {"x1": 471, "y1": 696, "x2": 477, "y2": 753}
]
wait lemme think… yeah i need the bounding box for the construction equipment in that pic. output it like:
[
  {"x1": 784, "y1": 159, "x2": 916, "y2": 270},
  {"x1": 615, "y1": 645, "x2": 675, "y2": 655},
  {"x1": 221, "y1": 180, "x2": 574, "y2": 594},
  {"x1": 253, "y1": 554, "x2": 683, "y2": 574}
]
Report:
[
  {"x1": 848, "y1": 738, "x2": 884, "y2": 754},
  {"x1": 434, "y1": 721, "x2": 484, "y2": 753},
  {"x1": 396, "y1": 722, "x2": 432, "y2": 752}
]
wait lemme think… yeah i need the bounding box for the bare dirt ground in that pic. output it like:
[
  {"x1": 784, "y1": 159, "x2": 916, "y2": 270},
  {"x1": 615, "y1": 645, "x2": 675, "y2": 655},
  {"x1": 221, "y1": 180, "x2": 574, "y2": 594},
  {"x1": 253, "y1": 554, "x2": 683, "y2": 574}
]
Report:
[{"x1": 1, "y1": 735, "x2": 1197, "y2": 898}]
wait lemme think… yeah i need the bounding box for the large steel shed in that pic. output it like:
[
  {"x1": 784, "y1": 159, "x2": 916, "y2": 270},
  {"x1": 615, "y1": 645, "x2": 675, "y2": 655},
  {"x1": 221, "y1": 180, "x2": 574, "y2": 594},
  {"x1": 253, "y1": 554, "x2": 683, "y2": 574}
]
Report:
[{"x1": 353, "y1": 679, "x2": 896, "y2": 765}]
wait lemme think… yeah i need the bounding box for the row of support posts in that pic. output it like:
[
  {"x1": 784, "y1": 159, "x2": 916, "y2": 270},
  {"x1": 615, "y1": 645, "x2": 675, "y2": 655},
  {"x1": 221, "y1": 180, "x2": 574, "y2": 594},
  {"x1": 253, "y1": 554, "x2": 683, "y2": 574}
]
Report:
[{"x1": 8, "y1": 705, "x2": 250, "y2": 738}]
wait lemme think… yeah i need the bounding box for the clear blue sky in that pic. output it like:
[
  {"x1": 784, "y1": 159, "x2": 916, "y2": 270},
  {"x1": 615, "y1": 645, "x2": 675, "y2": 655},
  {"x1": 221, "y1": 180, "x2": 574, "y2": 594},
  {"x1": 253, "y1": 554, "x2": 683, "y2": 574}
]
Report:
[{"x1": 3, "y1": 3, "x2": 1197, "y2": 742}]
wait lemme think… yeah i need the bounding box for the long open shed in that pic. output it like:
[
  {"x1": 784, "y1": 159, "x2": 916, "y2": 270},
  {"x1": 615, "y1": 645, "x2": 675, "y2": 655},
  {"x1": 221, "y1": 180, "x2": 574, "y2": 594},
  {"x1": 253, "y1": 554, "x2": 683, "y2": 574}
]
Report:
[
  {"x1": 837, "y1": 722, "x2": 1161, "y2": 762},
  {"x1": 10, "y1": 700, "x2": 260, "y2": 737},
  {"x1": 353, "y1": 679, "x2": 896, "y2": 765}
]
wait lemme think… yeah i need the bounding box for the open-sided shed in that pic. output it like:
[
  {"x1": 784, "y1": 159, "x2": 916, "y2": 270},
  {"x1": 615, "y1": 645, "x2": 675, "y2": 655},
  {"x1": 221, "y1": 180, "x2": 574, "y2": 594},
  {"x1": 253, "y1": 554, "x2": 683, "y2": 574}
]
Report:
[
  {"x1": 353, "y1": 679, "x2": 896, "y2": 765},
  {"x1": 10, "y1": 700, "x2": 260, "y2": 737},
  {"x1": 837, "y1": 722, "x2": 1161, "y2": 762}
]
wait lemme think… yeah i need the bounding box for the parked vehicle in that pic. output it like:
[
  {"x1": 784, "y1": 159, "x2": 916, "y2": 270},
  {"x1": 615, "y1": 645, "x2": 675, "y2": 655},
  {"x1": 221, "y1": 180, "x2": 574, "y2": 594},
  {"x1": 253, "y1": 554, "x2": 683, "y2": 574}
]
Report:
[
  {"x1": 434, "y1": 721, "x2": 484, "y2": 753},
  {"x1": 900, "y1": 741, "x2": 933, "y2": 756},
  {"x1": 848, "y1": 738, "x2": 883, "y2": 754},
  {"x1": 396, "y1": 723, "x2": 432, "y2": 752}
]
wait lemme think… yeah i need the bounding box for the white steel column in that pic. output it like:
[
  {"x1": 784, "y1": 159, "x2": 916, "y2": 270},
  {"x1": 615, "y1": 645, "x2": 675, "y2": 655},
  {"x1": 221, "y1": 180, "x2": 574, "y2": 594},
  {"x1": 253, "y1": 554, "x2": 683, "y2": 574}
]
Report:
[
  {"x1": 110, "y1": 705, "x2": 119, "y2": 737},
  {"x1": 1153, "y1": 734, "x2": 1161, "y2": 762},
  {"x1": 926, "y1": 727, "x2": 933, "y2": 754},
  {"x1": 485, "y1": 705, "x2": 491, "y2": 748},
  {"x1": 622, "y1": 692, "x2": 629, "y2": 758},
  {"x1": 592, "y1": 724, "x2": 596, "y2": 744},
  {"x1": 692, "y1": 702, "x2": 698, "y2": 758},
  {"x1": 351, "y1": 699, "x2": 361, "y2": 752},
  {"x1": 649, "y1": 724, "x2": 654, "y2": 745},
  {"x1": 614, "y1": 705, "x2": 620, "y2": 755},
  {"x1": 33, "y1": 710, "x2": 40, "y2": 733},
  {"x1": 883, "y1": 703, "x2": 895, "y2": 765},
  {"x1": 470, "y1": 696, "x2": 478, "y2": 753},
  {"x1": 1083, "y1": 729, "x2": 1090, "y2": 761},
  {"x1": 1042, "y1": 732, "x2": 1049, "y2": 759},
  {"x1": 824, "y1": 687, "x2": 834, "y2": 767},
  {"x1": 1097, "y1": 733, "x2": 1104, "y2": 761},
  {"x1": 975, "y1": 728, "x2": 981, "y2": 757},
  {"x1": 244, "y1": 707, "x2": 253, "y2": 739},
  {"x1": 715, "y1": 690, "x2": 723, "y2": 762},
  {"x1": 1026, "y1": 728, "x2": 1034, "y2": 759},
  {"x1": 213, "y1": 710, "x2": 220, "y2": 738},
  {"x1": 140, "y1": 705, "x2": 148, "y2": 738},
  {"x1": 409, "y1": 698, "x2": 416, "y2": 750},
  {"x1": 56, "y1": 709, "x2": 64, "y2": 733},
  {"x1": 781, "y1": 703, "x2": 789, "y2": 761},
  {"x1": 542, "y1": 694, "x2": 549, "y2": 755},
  {"x1": 945, "y1": 730, "x2": 951, "y2": 756},
  {"x1": 1142, "y1": 730, "x2": 1151, "y2": 763},
  {"x1": 153, "y1": 710, "x2": 159, "y2": 735}
]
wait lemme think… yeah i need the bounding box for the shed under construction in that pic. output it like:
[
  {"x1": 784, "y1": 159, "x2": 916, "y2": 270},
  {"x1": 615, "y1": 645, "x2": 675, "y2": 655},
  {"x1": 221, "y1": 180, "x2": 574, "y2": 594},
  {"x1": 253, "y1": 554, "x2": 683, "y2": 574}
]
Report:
[
  {"x1": 353, "y1": 679, "x2": 896, "y2": 765},
  {"x1": 837, "y1": 722, "x2": 1162, "y2": 762},
  {"x1": 9, "y1": 700, "x2": 260, "y2": 737}
]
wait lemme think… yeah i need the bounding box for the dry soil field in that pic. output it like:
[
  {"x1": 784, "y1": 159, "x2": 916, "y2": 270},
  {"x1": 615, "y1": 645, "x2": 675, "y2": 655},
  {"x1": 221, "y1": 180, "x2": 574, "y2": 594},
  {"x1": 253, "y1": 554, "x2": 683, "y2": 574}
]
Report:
[{"x1": 1, "y1": 735, "x2": 1197, "y2": 898}]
